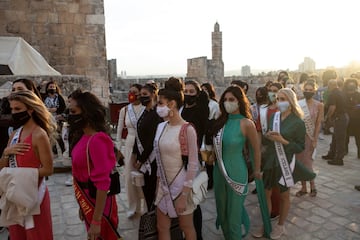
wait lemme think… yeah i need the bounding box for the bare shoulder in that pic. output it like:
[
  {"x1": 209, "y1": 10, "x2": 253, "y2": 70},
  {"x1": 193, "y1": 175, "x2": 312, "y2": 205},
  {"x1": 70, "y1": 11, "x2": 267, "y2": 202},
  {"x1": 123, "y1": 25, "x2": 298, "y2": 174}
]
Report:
[
  {"x1": 32, "y1": 126, "x2": 49, "y2": 141},
  {"x1": 240, "y1": 118, "x2": 255, "y2": 128}
]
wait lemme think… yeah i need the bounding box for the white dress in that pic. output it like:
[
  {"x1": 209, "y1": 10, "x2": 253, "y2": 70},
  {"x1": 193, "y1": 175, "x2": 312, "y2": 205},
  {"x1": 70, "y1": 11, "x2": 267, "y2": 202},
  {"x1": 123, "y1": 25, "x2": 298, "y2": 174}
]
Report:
[{"x1": 117, "y1": 103, "x2": 145, "y2": 215}]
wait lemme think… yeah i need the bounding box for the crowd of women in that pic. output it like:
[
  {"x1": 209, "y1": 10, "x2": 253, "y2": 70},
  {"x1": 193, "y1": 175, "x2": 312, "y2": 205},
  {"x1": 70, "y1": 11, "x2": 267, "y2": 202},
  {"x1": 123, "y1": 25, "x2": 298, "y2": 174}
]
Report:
[{"x1": 0, "y1": 70, "x2": 359, "y2": 240}]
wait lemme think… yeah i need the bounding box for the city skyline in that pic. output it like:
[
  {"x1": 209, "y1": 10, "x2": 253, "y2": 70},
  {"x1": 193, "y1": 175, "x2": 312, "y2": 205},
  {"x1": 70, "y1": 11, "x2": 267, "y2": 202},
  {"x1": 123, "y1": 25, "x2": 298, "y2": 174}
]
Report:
[{"x1": 104, "y1": 0, "x2": 359, "y2": 76}]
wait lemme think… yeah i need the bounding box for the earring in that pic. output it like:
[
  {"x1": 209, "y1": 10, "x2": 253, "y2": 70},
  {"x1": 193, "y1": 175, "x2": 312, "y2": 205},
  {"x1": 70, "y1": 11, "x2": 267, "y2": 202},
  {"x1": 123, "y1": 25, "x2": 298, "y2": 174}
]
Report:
[{"x1": 169, "y1": 110, "x2": 174, "y2": 117}]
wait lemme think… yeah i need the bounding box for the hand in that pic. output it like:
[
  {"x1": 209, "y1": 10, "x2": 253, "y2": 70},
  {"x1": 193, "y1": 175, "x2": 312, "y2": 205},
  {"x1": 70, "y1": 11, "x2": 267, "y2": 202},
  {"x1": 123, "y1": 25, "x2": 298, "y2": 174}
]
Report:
[
  {"x1": 49, "y1": 107, "x2": 57, "y2": 113},
  {"x1": 266, "y1": 131, "x2": 283, "y2": 143},
  {"x1": 87, "y1": 223, "x2": 101, "y2": 240},
  {"x1": 312, "y1": 139, "x2": 317, "y2": 148},
  {"x1": 78, "y1": 208, "x2": 84, "y2": 221},
  {"x1": 4, "y1": 143, "x2": 31, "y2": 156},
  {"x1": 253, "y1": 171, "x2": 263, "y2": 180},
  {"x1": 133, "y1": 160, "x2": 142, "y2": 170},
  {"x1": 175, "y1": 194, "x2": 187, "y2": 214}
]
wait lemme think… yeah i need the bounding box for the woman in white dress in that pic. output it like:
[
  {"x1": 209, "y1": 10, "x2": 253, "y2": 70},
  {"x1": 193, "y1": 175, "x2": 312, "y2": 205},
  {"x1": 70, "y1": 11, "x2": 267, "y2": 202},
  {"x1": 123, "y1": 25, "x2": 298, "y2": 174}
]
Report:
[{"x1": 116, "y1": 84, "x2": 145, "y2": 218}]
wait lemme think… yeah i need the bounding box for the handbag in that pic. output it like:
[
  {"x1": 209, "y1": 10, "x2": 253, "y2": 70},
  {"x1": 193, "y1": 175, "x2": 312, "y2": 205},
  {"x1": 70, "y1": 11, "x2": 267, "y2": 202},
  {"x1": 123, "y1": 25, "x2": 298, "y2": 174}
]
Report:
[
  {"x1": 179, "y1": 123, "x2": 208, "y2": 205},
  {"x1": 131, "y1": 170, "x2": 145, "y2": 187},
  {"x1": 114, "y1": 146, "x2": 125, "y2": 167},
  {"x1": 138, "y1": 205, "x2": 183, "y2": 240},
  {"x1": 121, "y1": 106, "x2": 128, "y2": 139},
  {"x1": 86, "y1": 135, "x2": 121, "y2": 199}
]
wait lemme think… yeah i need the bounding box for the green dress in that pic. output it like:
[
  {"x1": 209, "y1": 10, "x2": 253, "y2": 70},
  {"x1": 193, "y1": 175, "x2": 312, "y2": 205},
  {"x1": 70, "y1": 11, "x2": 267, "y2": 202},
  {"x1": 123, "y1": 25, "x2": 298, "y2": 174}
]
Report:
[
  {"x1": 263, "y1": 112, "x2": 316, "y2": 192},
  {"x1": 213, "y1": 114, "x2": 250, "y2": 240}
]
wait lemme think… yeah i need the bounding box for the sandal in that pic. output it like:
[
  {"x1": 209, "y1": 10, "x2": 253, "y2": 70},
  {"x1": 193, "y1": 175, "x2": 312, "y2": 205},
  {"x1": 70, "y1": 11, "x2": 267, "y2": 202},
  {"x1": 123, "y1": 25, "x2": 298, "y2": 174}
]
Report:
[
  {"x1": 295, "y1": 190, "x2": 307, "y2": 197},
  {"x1": 310, "y1": 189, "x2": 317, "y2": 197}
]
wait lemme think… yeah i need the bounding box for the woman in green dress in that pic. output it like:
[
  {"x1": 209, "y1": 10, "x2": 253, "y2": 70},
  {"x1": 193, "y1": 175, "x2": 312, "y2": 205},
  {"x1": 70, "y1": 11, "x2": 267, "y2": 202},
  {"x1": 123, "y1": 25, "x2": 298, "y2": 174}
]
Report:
[
  {"x1": 212, "y1": 86, "x2": 262, "y2": 240},
  {"x1": 254, "y1": 88, "x2": 316, "y2": 239}
]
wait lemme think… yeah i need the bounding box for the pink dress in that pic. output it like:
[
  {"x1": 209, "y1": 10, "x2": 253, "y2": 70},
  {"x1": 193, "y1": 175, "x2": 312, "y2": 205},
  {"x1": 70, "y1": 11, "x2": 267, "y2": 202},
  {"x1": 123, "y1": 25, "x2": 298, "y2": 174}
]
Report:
[
  {"x1": 296, "y1": 100, "x2": 321, "y2": 171},
  {"x1": 71, "y1": 132, "x2": 118, "y2": 222},
  {"x1": 8, "y1": 133, "x2": 53, "y2": 240}
]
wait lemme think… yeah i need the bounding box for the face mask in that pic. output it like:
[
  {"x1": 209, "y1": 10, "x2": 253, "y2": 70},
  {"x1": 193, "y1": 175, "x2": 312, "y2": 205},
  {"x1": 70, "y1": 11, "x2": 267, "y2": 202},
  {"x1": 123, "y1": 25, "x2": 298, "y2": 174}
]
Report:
[
  {"x1": 156, "y1": 105, "x2": 170, "y2": 118},
  {"x1": 139, "y1": 96, "x2": 151, "y2": 106},
  {"x1": 224, "y1": 101, "x2": 239, "y2": 114},
  {"x1": 184, "y1": 95, "x2": 197, "y2": 105},
  {"x1": 277, "y1": 101, "x2": 290, "y2": 112},
  {"x1": 68, "y1": 114, "x2": 87, "y2": 129},
  {"x1": 48, "y1": 89, "x2": 56, "y2": 94},
  {"x1": 11, "y1": 110, "x2": 31, "y2": 129},
  {"x1": 268, "y1": 92, "x2": 276, "y2": 102},
  {"x1": 128, "y1": 92, "x2": 137, "y2": 103},
  {"x1": 303, "y1": 92, "x2": 315, "y2": 100}
]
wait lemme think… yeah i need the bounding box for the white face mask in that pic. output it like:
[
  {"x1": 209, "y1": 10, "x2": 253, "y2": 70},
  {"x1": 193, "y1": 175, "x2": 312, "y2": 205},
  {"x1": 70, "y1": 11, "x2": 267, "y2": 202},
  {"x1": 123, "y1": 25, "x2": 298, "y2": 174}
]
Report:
[
  {"x1": 224, "y1": 101, "x2": 239, "y2": 114},
  {"x1": 268, "y1": 92, "x2": 276, "y2": 102},
  {"x1": 277, "y1": 101, "x2": 290, "y2": 112},
  {"x1": 156, "y1": 105, "x2": 170, "y2": 118}
]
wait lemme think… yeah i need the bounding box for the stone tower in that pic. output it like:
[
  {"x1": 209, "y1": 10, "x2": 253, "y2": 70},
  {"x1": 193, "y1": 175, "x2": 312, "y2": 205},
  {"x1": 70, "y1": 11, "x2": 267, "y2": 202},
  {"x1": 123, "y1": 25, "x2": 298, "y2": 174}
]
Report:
[
  {"x1": 212, "y1": 22, "x2": 222, "y2": 62},
  {"x1": 0, "y1": 0, "x2": 109, "y2": 102},
  {"x1": 186, "y1": 22, "x2": 224, "y2": 85}
]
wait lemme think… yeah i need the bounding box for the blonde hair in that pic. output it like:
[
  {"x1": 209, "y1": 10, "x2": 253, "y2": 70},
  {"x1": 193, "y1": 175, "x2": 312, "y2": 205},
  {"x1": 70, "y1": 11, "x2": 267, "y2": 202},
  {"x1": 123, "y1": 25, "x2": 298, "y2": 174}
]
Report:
[
  {"x1": 278, "y1": 88, "x2": 304, "y2": 119},
  {"x1": 8, "y1": 90, "x2": 58, "y2": 143}
]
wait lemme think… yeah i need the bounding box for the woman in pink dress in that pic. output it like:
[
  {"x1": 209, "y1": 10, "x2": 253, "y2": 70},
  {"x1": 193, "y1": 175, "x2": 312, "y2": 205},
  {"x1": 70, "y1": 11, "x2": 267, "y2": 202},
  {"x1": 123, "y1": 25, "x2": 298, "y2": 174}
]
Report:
[
  {"x1": 296, "y1": 80, "x2": 324, "y2": 197},
  {"x1": 67, "y1": 89, "x2": 121, "y2": 240},
  {"x1": 0, "y1": 90, "x2": 56, "y2": 240}
]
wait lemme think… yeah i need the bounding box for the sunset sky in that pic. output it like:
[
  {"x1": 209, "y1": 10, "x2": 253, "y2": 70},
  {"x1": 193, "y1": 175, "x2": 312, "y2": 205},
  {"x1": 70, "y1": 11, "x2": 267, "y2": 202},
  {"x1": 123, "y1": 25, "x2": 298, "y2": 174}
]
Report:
[{"x1": 104, "y1": 0, "x2": 360, "y2": 76}]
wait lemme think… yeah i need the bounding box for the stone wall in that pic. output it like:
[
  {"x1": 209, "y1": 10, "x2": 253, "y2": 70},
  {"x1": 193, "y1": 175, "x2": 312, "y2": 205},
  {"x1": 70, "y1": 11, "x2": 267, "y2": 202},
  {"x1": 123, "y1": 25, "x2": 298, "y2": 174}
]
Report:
[
  {"x1": 186, "y1": 57, "x2": 208, "y2": 83},
  {"x1": 0, "y1": 0, "x2": 109, "y2": 102}
]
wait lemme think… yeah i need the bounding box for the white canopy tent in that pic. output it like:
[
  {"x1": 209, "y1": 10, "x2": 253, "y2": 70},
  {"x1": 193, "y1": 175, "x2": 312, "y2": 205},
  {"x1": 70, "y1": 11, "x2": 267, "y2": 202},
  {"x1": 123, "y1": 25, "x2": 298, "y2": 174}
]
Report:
[{"x1": 0, "y1": 36, "x2": 61, "y2": 75}]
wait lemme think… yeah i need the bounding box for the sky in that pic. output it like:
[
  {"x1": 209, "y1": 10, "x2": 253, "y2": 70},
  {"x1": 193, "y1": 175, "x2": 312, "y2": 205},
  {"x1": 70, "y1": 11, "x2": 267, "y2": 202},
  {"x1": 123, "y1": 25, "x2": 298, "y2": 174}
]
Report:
[{"x1": 104, "y1": 0, "x2": 360, "y2": 76}]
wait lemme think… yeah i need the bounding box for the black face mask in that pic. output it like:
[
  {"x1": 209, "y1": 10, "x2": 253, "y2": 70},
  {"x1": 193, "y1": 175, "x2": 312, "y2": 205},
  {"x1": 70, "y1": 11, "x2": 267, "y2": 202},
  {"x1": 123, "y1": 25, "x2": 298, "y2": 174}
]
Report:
[
  {"x1": 139, "y1": 96, "x2": 151, "y2": 106},
  {"x1": 48, "y1": 89, "x2": 56, "y2": 94},
  {"x1": 11, "y1": 110, "x2": 31, "y2": 129},
  {"x1": 68, "y1": 114, "x2": 87, "y2": 130},
  {"x1": 184, "y1": 95, "x2": 197, "y2": 105},
  {"x1": 303, "y1": 92, "x2": 315, "y2": 100}
]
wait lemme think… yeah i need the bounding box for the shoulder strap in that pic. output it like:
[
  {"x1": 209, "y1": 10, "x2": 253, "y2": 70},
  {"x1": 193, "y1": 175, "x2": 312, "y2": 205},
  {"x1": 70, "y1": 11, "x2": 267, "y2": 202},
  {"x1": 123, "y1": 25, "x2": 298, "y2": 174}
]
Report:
[
  {"x1": 86, "y1": 134, "x2": 96, "y2": 176},
  {"x1": 179, "y1": 122, "x2": 191, "y2": 156}
]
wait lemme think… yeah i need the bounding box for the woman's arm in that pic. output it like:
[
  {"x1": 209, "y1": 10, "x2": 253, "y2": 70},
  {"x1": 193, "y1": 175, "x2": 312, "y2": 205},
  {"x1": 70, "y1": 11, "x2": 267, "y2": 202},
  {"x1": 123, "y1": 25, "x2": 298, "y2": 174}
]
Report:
[
  {"x1": 183, "y1": 125, "x2": 199, "y2": 193},
  {"x1": 88, "y1": 189, "x2": 107, "y2": 239},
  {"x1": 116, "y1": 106, "x2": 126, "y2": 146},
  {"x1": 242, "y1": 119, "x2": 262, "y2": 178},
  {"x1": 34, "y1": 129, "x2": 53, "y2": 177},
  {"x1": 313, "y1": 102, "x2": 324, "y2": 147}
]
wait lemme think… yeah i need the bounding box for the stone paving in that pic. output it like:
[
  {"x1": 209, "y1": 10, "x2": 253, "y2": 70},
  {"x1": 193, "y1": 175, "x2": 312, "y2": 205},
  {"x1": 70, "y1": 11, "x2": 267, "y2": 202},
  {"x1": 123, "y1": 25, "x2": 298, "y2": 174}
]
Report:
[{"x1": 1, "y1": 133, "x2": 360, "y2": 239}]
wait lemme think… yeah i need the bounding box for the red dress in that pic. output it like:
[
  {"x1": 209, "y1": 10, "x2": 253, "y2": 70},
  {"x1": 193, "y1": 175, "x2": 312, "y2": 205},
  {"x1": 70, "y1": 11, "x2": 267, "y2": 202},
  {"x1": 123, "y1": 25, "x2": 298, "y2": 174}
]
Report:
[{"x1": 8, "y1": 133, "x2": 53, "y2": 240}]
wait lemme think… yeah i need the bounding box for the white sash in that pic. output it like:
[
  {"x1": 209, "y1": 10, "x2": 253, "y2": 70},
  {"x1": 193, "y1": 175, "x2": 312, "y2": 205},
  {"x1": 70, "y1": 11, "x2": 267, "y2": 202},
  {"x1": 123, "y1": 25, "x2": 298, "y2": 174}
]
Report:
[
  {"x1": 259, "y1": 105, "x2": 269, "y2": 135},
  {"x1": 273, "y1": 112, "x2": 295, "y2": 187},
  {"x1": 298, "y1": 99, "x2": 315, "y2": 140},
  {"x1": 8, "y1": 127, "x2": 22, "y2": 168},
  {"x1": 213, "y1": 128, "x2": 248, "y2": 195},
  {"x1": 251, "y1": 104, "x2": 259, "y2": 122}
]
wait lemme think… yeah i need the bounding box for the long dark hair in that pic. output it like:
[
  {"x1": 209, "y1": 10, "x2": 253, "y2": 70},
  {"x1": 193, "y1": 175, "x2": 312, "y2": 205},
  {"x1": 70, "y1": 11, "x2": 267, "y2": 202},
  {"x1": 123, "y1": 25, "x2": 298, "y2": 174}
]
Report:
[
  {"x1": 68, "y1": 89, "x2": 109, "y2": 151},
  {"x1": 13, "y1": 78, "x2": 41, "y2": 99},
  {"x1": 201, "y1": 82, "x2": 217, "y2": 101},
  {"x1": 211, "y1": 86, "x2": 251, "y2": 135}
]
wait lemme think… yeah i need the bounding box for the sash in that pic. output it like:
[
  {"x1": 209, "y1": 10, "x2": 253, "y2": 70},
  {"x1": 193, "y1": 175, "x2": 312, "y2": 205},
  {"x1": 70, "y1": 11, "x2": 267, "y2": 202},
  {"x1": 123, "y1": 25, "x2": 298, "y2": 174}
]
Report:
[
  {"x1": 74, "y1": 180, "x2": 122, "y2": 240},
  {"x1": 273, "y1": 112, "x2": 295, "y2": 187},
  {"x1": 8, "y1": 127, "x2": 22, "y2": 168},
  {"x1": 250, "y1": 104, "x2": 259, "y2": 122},
  {"x1": 213, "y1": 128, "x2": 247, "y2": 195},
  {"x1": 298, "y1": 99, "x2": 315, "y2": 140},
  {"x1": 131, "y1": 106, "x2": 155, "y2": 174},
  {"x1": 154, "y1": 121, "x2": 186, "y2": 218},
  {"x1": 259, "y1": 105, "x2": 269, "y2": 135}
]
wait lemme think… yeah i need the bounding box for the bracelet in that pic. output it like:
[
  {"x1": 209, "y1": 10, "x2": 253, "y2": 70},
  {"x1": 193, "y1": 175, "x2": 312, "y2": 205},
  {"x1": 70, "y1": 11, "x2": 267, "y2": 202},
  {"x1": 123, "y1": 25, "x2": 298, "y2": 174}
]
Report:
[{"x1": 91, "y1": 219, "x2": 101, "y2": 226}]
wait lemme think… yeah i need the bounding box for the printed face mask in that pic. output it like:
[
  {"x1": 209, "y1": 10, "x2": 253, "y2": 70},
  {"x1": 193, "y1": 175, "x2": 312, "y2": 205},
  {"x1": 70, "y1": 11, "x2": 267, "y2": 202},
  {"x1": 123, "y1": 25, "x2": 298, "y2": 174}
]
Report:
[
  {"x1": 11, "y1": 110, "x2": 31, "y2": 129},
  {"x1": 156, "y1": 105, "x2": 170, "y2": 118},
  {"x1": 128, "y1": 92, "x2": 137, "y2": 103},
  {"x1": 224, "y1": 101, "x2": 239, "y2": 114},
  {"x1": 268, "y1": 92, "x2": 276, "y2": 102},
  {"x1": 277, "y1": 101, "x2": 290, "y2": 112}
]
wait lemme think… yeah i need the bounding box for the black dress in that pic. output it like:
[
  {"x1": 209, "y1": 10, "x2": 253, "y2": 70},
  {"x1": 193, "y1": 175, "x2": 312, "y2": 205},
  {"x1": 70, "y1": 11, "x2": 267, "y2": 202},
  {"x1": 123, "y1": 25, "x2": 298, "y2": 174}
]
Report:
[{"x1": 133, "y1": 107, "x2": 162, "y2": 210}]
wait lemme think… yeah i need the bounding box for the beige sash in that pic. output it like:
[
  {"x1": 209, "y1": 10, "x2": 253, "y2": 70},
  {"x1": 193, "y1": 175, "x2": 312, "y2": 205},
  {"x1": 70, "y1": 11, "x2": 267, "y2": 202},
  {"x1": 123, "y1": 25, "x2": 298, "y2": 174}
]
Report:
[{"x1": 298, "y1": 99, "x2": 315, "y2": 140}]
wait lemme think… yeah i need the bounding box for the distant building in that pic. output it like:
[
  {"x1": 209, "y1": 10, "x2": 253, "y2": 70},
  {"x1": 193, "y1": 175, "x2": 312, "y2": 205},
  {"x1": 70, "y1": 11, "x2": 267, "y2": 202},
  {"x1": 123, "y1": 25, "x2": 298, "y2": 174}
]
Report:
[
  {"x1": 241, "y1": 65, "x2": 251, "y2": 77},
  {"x1": 186, "y1": 22, "x2": 224, "y2": 84},
  {"x1": 299, "y1": 57, "x2": 316, "y2": 72}
]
